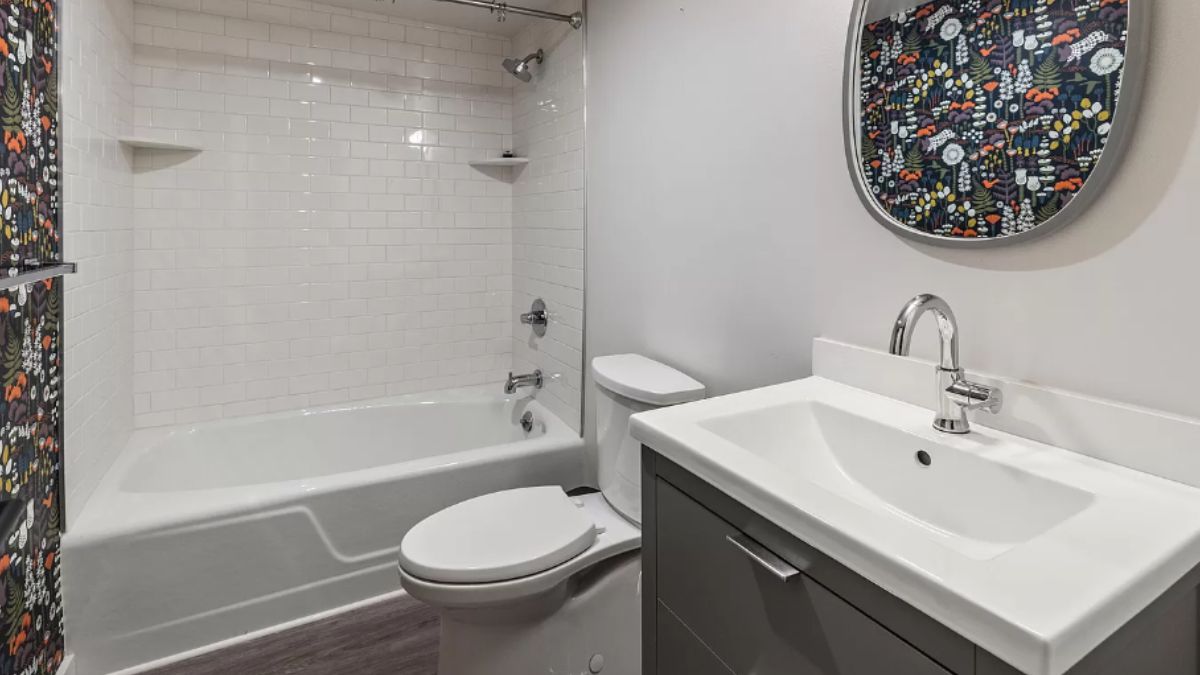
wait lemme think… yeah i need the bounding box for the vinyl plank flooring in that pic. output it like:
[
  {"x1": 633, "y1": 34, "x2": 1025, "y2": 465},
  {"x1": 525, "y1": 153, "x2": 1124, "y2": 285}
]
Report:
[{"x1": 143, "y1": 595, "x2": 439, "y2": 675}]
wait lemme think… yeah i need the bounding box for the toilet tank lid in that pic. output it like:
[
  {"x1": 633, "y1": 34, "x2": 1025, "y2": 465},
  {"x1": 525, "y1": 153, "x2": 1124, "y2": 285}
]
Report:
[{"x1": 592, "y1": 354, "x2": 705, "y2": 406}]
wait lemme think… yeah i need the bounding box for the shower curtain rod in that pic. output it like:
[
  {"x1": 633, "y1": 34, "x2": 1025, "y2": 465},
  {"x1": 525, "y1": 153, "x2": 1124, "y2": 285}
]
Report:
[{"x1": 428, "y1": 0, "x2": 583, "y2": 29}]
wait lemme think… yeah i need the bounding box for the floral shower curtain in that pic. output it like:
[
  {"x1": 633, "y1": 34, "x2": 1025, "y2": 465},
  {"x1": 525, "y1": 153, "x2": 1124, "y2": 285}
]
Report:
[{"x1": 0, "y1": 1, "x2": 65, "y2": 673}]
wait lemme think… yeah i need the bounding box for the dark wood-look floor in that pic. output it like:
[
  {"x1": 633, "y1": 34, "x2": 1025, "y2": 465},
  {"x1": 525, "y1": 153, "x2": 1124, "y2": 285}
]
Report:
[{"x1": 143, "y1": 595, "x2": 439, "y2": 675}]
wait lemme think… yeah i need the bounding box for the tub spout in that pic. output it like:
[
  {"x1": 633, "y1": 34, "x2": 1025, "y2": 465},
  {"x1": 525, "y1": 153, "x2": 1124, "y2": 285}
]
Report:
[{"x1": 504, "y1": 370, "x2": 543, "y2": 394}]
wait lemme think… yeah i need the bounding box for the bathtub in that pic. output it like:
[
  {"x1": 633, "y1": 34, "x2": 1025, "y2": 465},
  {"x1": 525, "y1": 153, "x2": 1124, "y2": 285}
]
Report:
[{"x1": 63, "y1": 387, "x2": 584, "y2": 674}]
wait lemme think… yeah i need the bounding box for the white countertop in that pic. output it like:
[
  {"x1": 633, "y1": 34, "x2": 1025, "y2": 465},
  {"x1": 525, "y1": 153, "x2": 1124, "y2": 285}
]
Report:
[{"x1": 631, "y1": 376, "x2": 1200, "y2": 675}]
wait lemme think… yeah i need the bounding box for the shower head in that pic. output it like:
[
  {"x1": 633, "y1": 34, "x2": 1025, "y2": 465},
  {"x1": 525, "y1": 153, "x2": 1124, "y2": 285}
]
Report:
[{"x1": 502, "y1": 49, "x2": 544, "y2": 83}]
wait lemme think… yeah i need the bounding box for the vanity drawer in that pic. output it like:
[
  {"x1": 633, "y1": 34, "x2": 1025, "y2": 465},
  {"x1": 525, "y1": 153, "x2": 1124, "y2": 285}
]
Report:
[{"x1": 655, "y1": 477, "x2": 951, "y2": 675}]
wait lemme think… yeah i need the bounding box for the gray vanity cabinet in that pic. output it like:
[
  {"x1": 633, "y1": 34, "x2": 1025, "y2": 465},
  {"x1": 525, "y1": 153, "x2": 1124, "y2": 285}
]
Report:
[
  {"x1": 655, "y1": 475, "x2": 949, "y2": 675},
  {"x1": 642, "y1": 449, "x2": 1200, "y2": 675}
]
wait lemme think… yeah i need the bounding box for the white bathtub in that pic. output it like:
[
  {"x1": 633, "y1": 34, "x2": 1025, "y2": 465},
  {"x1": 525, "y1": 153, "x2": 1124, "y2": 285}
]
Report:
[{"x1": 64, "y1": 387, "x2": 584, "y2": 674}]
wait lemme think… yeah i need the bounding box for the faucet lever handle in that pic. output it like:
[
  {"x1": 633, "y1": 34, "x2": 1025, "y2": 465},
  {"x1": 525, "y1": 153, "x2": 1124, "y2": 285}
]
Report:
[
  {"x1": 520, "y1": 299, "x2": 549, "y2": 337},
  {"x1": 520, "y1": 310, "x2": 547, "y2": 324},
  {"x1": 946, "y1": 380, "x2": 1003, "y2": 414}
]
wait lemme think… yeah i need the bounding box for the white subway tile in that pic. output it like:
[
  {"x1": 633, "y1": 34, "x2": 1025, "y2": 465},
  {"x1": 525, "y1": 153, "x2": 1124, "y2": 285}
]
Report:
[
  {"x1": 269, "y1": 24, "x2": 310, "y2": 47},
  {"x1": 246, "y1": 1, "x2": 288, "y2": 23},
  {"x1": 225, "y1": 18, "x2": 269, "y2": 40},
  {"x1": 201, "y1": 0, "x2": 247, "y2": 18},
  {"x1": 130, "y1": 0, "x2": 521, "y2": 427},
  {"x1": 202, "y1": 34, "x2": 249, "y2": 58},
  {"x1": 330, "y1": 14, "x2": 369, "y2": 37},
  {"x1": 136, "y1": 5, "x2": 178, "y2": 28},
  {"x1": 177, "y1": 10, "x2": 224, "y2": 35}
]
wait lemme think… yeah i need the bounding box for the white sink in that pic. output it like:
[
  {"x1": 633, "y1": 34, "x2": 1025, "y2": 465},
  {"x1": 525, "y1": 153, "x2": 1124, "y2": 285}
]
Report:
[
  {"x1": 630, "y1": 377, "x2": 1200, "y2": 675},
  {"x1": 700, "y1": 401, "x2": 1094, "y2": 560}
]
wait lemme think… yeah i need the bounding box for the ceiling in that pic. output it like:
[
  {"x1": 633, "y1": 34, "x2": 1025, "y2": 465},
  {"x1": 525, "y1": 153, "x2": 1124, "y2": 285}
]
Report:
[{"x1": 322, "y1": 0, "x2": 566, "y2": 37}]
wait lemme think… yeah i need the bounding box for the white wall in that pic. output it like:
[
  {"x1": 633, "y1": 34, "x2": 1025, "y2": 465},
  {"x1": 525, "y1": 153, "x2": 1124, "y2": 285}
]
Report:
[
  {"x1": 62, "y1": 0, "x2": 136, "y2": 522},
  {"x1": 587, "y1": 0, "x2": 1200, "y2": 422},
  {"x1": 511, "y1": 0, "x2": 586, "y2": 432},
  {"x1": 130, "y1": 0, "x2": 517, "y2": 426}
]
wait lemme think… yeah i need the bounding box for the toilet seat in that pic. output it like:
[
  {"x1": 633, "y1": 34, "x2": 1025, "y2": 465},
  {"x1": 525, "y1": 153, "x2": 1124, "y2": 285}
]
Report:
[
  {"x1": 400, "y1": 486, "x2": 597, "y2": 584},
  {"x1": 398, "y1": 491, "x2": 641, "y2": 609}
]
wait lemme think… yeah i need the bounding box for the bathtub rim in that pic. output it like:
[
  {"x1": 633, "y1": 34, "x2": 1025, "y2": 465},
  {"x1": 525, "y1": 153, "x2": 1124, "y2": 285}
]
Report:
[{"x1": 66, "y1": 386, "x2": 583, "y2": 546}]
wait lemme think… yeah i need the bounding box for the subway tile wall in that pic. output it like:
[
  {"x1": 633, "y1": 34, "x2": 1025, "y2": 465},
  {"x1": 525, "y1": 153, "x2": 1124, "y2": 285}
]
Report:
[
  {"x1": 129, "y1": 0, "x2": 519, "y2": 427},
  {"x1": 63, "y1": 0, "x2": 137, "y2": 521},
  {"x1": 511, "y1": 1, "x2": 585, "y2": 433}
]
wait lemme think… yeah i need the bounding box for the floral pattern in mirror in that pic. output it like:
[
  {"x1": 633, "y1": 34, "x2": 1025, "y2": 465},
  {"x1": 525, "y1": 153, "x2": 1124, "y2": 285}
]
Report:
[{"x1": 859, "y1": 0, "x2": 1129, "y2": 238}]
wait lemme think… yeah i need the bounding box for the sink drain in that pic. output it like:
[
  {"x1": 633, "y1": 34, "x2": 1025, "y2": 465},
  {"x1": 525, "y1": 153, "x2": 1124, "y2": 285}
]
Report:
[{"x1": 915, "y1": 450, "x2": 932, "y2": 467}]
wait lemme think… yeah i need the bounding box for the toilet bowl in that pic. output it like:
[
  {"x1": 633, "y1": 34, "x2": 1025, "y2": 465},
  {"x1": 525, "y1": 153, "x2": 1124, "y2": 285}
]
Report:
[{"x1": 397, "y1": 354, "x2": 704, "y2": 675}]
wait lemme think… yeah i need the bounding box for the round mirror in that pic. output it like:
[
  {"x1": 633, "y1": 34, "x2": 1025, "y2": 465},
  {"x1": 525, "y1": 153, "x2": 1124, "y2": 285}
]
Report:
[{"x1": 843, "y1": 0, "x2": 1145, "y2": 246}]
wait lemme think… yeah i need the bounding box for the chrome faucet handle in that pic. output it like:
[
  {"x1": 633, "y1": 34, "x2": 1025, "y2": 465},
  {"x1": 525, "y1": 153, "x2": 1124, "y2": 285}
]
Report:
[
  {"x1": 945, "y1": 379, "x2": 1003, "y2": 415},
  {"x1": 891, "y1": 294, "x2": 1001, "y2": 434},
  {"x1": 520, "y1": 299, "x2": 548, "y2": 337},
  {"x1": 520, "y1": 309, "x2": 547, "y2": 325}
]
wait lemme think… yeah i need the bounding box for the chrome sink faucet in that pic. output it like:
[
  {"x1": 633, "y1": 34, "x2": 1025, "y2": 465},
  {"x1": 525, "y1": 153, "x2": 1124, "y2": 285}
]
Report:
[
  {"x1": 889, "y1": 294, "x2": 1002, "y2": 434},
  {"x1": 504, "y1": 370, "x2": 544, "y2": 394}
]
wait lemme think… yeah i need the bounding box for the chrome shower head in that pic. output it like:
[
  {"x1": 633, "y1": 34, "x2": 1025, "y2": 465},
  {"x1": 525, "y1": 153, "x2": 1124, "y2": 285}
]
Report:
[{"x1": 502, "y1": 49, "x2": 544, "y2": 83}]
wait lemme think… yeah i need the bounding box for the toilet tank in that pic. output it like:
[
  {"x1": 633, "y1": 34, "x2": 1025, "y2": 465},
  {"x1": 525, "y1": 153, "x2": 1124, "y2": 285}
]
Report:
[{"x1": 592, "y1": 355, "x2": 705, "y2": 524}]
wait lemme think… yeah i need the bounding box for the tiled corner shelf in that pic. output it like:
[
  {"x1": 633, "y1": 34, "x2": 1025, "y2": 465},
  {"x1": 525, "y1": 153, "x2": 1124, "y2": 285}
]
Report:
[
  {"x1": 119, "y1": 137, "x2": 203, "y2": 152},
  {"x1": 469, "y1": 157, "x2": 531, "y2": 168}
]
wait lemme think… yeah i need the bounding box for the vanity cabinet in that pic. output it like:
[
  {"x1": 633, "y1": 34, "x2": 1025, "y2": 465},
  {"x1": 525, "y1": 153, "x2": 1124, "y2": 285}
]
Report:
[{"x1": 642, "y1": 449, "x2": 1200, "y2": 675}]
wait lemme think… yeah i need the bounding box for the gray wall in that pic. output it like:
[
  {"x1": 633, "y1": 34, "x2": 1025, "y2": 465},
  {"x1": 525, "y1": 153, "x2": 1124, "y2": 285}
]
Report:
[{"x1": 585, "y1": 0, "x2": 1200, "y2": 448}]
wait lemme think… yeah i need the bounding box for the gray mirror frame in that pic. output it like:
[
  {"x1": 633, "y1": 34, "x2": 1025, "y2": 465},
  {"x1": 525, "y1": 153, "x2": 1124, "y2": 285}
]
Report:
[{"x1": 842, "y1": 0, "x2": 1150, "y2": 248}]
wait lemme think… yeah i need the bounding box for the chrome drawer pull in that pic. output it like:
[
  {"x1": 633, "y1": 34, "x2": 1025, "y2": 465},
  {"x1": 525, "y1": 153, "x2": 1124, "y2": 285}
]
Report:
[{"x1": 726, "y1": 533, "x2": 800, "y2": 582}]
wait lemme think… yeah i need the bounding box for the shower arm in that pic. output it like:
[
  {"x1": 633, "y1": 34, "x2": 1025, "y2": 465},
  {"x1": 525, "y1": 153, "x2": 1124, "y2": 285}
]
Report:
[{"x1": 428, "y1": 0, "x2": 583, "y2": 29}]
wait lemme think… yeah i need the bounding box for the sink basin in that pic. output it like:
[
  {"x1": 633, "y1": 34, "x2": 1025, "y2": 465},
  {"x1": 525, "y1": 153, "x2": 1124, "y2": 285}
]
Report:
[
  {"x1": 700, "y1": 401, "x2": 1094, "y2": 560},
  {"x1": 630, "y1": 376, "x2": 1200, "y2": 675}
]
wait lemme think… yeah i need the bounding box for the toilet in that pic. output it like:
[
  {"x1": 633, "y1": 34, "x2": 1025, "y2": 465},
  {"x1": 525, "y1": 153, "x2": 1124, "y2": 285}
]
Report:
[{"x1": 397, "y1": 354, "x2": 705, "y2": 675}]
